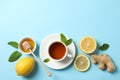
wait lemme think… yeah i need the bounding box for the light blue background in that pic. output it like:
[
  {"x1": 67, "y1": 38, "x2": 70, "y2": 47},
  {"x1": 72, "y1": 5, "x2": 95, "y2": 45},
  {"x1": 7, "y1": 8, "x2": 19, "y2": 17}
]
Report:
[{"x1": 0, "y1": 0, "x2": 120, "y2": 80}]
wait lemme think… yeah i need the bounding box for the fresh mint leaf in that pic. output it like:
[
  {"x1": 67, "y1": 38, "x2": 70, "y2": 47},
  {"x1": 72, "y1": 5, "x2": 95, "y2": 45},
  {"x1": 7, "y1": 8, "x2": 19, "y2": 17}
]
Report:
[
  {"x1": 65, "y1": 39, "x2": 72, "y2": 46},
  {"x1": 99, "y1": 43, "x2": 109, "y2": 51},
  {"x1": 44, "y1": 58, "x2": 50, "y2": 63},
  {"x1": 8, "y1": 51, "x2": 22, "y2": 62},
  {"x1": 60, "y1": 33, "x2": 67, "y2": 43},
  {"x1": 8, "y1": 41, "x2": 18, "y2": 49},
  {"x1": 60, "y1": 33, "x2": 73, "y2": 46}
]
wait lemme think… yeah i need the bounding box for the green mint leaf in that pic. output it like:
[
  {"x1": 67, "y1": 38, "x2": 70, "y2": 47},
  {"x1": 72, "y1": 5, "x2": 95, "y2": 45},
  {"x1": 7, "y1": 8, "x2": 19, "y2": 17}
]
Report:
[
  {"x1": 8, "y1": 51, "x2": 22, "y2": 62},
  {"x1": 65, "y1": 39, "x2": 72, "y2": 46},
  {"x1": 44, "y1": 58, "x2": 50, "y2": 63},
  {"x1": 8, "y1": 41, "x2": 18, "y2": 49},
  {"x1": 60, "y1": 33, "x2": 67, "y2": 43},
  {"x1": 99, "y1": 43, "x2": 109, "y2": 51}
]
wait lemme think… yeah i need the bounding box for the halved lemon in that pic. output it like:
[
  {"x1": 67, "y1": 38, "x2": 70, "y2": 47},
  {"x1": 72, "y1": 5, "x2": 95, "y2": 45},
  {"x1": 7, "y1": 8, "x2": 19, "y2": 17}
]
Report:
[
  {"x1": 79, "y1": 36, "x2": 97, "y2": 54},
  {"x1": 74, "y1": 54, "x2": 90, "y2": 72}
]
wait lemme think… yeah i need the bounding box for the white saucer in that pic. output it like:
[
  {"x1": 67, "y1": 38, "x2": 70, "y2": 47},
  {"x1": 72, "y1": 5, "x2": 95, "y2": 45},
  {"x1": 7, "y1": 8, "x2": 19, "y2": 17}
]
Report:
[{"x1": 39, "y1": 33, "x2": 76, "y2": 69}]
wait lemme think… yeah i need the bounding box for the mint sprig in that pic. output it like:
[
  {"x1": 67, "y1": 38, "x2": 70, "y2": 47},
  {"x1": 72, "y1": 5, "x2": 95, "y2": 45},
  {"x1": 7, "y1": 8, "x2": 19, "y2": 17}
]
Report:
[
  {"x1": 60, "y1": 33, "x2": 67, "y2": 43},
  {"x1": 60, "y1": 33, "x2": 72, "y2": 46},
  {"x1": 44, "y1": 58, "x2": 50, "y2": 63},
  {"x1": 8, "y1": 41, "x2": 22, "y2": 62},
  {"x1": 8, "y1": 51, "x2": 22, "y2": 62},
  {"x1": 65, "y1": 39, "x2": 72, "y2": 46},
  {"x1": 8, "y1": 41, "x2": 18, "y2": 49},
  {"x1": 99, "y1": 43, "x2": 109, "y2": 51}
]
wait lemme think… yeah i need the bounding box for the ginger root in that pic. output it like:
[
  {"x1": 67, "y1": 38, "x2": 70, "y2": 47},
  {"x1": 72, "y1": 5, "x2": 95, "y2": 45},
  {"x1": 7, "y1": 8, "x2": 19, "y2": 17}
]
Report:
[{"x1": 91, "y1": 54, "x2": 115, "y2": 72}]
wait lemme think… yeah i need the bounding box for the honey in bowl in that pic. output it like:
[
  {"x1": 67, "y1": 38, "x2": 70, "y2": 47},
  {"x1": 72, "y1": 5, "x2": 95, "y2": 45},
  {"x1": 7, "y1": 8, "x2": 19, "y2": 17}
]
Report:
[{"x1": 20, "y1": 38, "x2": 36, "y2": 53}]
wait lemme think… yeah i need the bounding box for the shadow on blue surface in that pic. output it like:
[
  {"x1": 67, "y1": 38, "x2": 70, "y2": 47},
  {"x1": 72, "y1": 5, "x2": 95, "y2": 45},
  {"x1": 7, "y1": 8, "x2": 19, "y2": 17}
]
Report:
[{"x1": 34, "y1": 41, "x2": 40, "y2": 57}]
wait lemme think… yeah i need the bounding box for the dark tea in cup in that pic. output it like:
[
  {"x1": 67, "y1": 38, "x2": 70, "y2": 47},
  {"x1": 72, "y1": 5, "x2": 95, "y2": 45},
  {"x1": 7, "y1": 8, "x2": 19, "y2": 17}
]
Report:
[{"x1": 48, "y1": 41, "x2": 67, "y2": 61}]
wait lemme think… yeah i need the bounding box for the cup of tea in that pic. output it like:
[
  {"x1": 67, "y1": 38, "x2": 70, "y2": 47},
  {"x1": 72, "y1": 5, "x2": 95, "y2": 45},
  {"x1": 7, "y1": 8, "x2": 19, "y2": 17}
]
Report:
[{"x1": 48, "y1": 41, "x2": 72, "y2": 61}]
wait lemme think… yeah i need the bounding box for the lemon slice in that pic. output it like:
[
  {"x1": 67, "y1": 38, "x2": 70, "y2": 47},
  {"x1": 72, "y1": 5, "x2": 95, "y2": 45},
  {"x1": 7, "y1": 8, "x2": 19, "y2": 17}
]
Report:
[
  {"x1": 79, "y1": 36, "x2": 97, "y2": 54},
  {"x1": 74, "y1": 54, "x2": 90, "y2": 72}
]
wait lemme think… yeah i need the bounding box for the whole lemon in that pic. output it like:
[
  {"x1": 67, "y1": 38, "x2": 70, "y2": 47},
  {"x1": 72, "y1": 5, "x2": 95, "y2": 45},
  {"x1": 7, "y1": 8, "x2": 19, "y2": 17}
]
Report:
[{"x1": 15, "y1": 57, "x2": 35, "y2": 76}]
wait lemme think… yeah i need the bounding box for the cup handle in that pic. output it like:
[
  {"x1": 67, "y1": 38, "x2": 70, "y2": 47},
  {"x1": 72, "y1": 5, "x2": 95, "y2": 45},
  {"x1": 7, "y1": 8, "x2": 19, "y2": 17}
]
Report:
[{"x1": 67, "y1": 53, "x2": 73, "y2": 59}]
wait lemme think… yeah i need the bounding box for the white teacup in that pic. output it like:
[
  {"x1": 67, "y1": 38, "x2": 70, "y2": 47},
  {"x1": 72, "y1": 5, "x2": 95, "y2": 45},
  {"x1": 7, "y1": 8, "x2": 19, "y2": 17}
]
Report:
[{"x1": 48, "y1": 41, "x2": 72, "y2": 61}]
